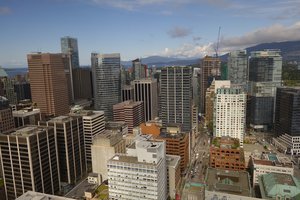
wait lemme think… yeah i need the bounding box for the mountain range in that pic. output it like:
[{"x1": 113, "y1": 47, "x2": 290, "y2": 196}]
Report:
[{"x1": 121, "y1": 40, "x2": 300, "y2": 68}]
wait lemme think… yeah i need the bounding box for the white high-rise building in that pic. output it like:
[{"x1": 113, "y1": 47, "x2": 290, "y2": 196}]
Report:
[
  {"x1": 214, "y1": 86, "x2": 246, "y2": 146},
  {"x1": 107, "y1": 139, "x2": 167, "y2": 200},
  {"x1": 70, "y1": 109, "x2": 105, "y2": 163}
]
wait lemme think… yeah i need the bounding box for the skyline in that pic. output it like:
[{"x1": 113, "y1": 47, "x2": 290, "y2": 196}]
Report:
[{"x1": 1, "y1": 0, "x2": 300, "y2": 68}]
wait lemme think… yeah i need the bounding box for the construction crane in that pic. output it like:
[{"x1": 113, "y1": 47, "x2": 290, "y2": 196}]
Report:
[{"x1": 214, "y1": 26, "x2": 221, "y2": 58}]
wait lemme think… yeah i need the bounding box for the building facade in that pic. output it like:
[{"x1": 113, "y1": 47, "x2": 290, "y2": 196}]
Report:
[
  {"x1": 248, "y1": 50, "x2": 282, "y2": 130},
  {"x1": 61, "y1": 36, "x2": 79, "y2": 69},
  {"x1": 160, "y1": 66, "x2": 192, "y2": 132},
  {"x1": 46, "y1": 116, "x2": 86, "y2": 184},
  {"x1": 227, "y1": 50, "x2": 248, "y2": 86},
  {"x1": 199, "y1": 56, "x2": 221, "y2": 114},
  {"x1": 13, "y1": 107, "x2": 41, "y2": 128},
  {"x1": 107, "y1": 139, "x2": 167, "y2": 200},
  {"x1": 133, "y1": 78, "x2": 158, "y2": 122},
  {"x1": 27, "y1": 53, "x2": 70, "y2": 118},
  {"x1": 121, "y1": 85, "x2": 134, "y2": 102},
  {"x1": 0, "y1": 126, "x2": 60, "y2": 200},
  {"x1": 113, "y1": 100, "x2": 144, "y2": 134},
  {"x1": 91, "y1": 53, "x2": 121, "y2": 120},
  {"x1": 72, "y1": 67, "x2": 93, "y2": 100},
  {"x1": 0, "y1": 96, "x2": 15, "y2": 133},
  {"x1": 214, "y1": 87, "x2": 246, "y2": 146}
]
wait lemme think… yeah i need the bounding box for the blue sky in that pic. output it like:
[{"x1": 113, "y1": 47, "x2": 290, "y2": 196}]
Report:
[{"x1": 0, "y1": 0, "x2": 300, "y2": 68}]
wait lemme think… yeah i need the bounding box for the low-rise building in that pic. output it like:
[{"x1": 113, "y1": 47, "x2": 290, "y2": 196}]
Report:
[
  {"x1": 106, "y1": 121, "x2": 128, "y2": 136},
  {"x1": 16, "y1": 191, "x2": 75, "y2": 200},
  {"x1": 210, "y1": 136, "x2": 245, "y2": 171},
  {"x1": 250, "y1": 152, "x2": 294, "y2": 186},
  {"x1": 91, "y1": 130, "x2": 126, "y2": 183},
  {"x1": 259, "y1": 173, "x2": 300, "y2": 199},
  {"x1": 205, "y1": 168, "x2": 253, "y2": 199}
]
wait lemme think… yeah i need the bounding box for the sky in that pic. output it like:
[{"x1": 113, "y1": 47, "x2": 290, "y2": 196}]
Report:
[{"x1": 1, "y1": 0, "x2": 300, "y2": 68}]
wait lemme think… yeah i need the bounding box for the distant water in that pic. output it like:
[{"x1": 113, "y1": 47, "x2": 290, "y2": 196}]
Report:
[{"x1": 4, "y1": 68, "x2": 28, "y2": 78}]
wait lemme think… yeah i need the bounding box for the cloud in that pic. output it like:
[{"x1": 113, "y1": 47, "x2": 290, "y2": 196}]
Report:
[
  {"x1": 167, "y1": 26, "x2": 191, "y2": 38},
  {"x1": 0, "y1": 7, "x2": 11, "y2": 15},
  {"x1": 159, "y1": 43, "x2": 214, "y2": 58},
  {"x1": 221, "y1": 21, "x2": 300, "y2": 48}
]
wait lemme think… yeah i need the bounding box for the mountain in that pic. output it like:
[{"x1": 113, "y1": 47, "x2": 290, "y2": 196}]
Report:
[
  {"x1": 121, "y1": 56, "x2": 199, "y2": 68},
  {"x1": 220, "y1": 40, "x2": 300, "y2": 62}
]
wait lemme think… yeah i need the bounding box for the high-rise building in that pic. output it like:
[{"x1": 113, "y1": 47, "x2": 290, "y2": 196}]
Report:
[
  {"x1": 91, "y1": 53, "x2": 121, "y2": 120},
  {"x1": 273, "y1": 87, "x2": 300, "y2": 155},
  {"x1": 0, "y1": 67, "x2": 18, "y2": 104},
  {"x1": 248, "y1": 50, "x2": 282, "y2": 130},
  {"x1": 91, "y1": 130, "x2": 126, "y2": 182},
  {"x1": 133, "y1": 78, "x2": 158, "y2": 122},
  {"x1": 61, "y1": 36, "x2": 79, "y2": 69},
  {"x1": 227, "y1": 50, "x2": 248, "y2": 86},
  {"x1": 72, "y1": 68, "x2": 93, "y2": 100},
  {"x1": 214, "y1": 86, "x2": 246, "y2": 146},
  {"x1": 27, "y1": 53, "x2": 70, "y2": 118},
  {"x1": 13, "y1": 107, "x2": 41, "y2": 128},
  {"x1": 0, "y1": 96, "x2": 15, "y2": 133},
  {"x1": 160, "y1": 66, "x2": 192, "y2": 132},
  {"x1": 199, "y1": 56, "x2": 221, "y2": 114},
  {"x1": 14, "y1": 82, "x2": 31, "y2": 102},
  {"x1": 46, "y1": 116, "x2": 86, "y2": 184},
  {"x1": 113, "y1": 100, "x2": 144, "y2": 134},
  {"x1": 107, "y1": 139, "x2": 167, "y2": 200},
  {"x1": 69, "y1": 110, "x2": 105, "y2": 164},
  {"x1": 0, "y1": 126, "x2": 60, "y2": 200},
  {"x1": 121, "y1": 85, "x2": 134, "y2": 102},
  {"x1": 132, "y1": 58, "x2": 146, "y2": 80}
]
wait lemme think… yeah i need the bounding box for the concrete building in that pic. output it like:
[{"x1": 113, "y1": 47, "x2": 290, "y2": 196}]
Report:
[
  {"x1": 210, "y1": 137, "x2": 245, "y2": 171},
  {"x1": 160, "y1": 66, "x2": 192, "y2": 132},
  {"x1": 166, "y1": 155, "x2": 181, "y2": 200},
  {"x1": 249, "y1": 152, "x2": 294, "y2": 186},
  {"x1": 259, "y1": 173, "x2": 300, "y2": 199},
  {"x1": 17, "y1": 191, "x2": 75, "y2": 200},
  {"x1": 0, "y1": 126, "x2": 60, "y2": 200},
  {"x1": 91, "y1": 130, "x2": 126, "y2": 182},
  {"x1": 227, "y1": 50, "x2": 248, "y2": 86},
  {"x1": 199, "y1": 56, "x2": 221, "y2": 114},
  {"x1": 121, "y1": 85, "x2": 134, "y2": 102},
  {"x1": 205, "y1": 168, "x2": 253, "y2": 199},
  {"x1": 13, "y1": 107, "x2": 41, "y2": 128},
  {"x1": 106, "y1": 121, "x2": 128, "y2": 136},
  {"x1": 61, "y1": 36, "x2": 80, "y2": 69},
  {"x1": 0, "y1": 96, "x2": 15, "y2": 133},
  {"x1": 70, "y1": 109, "x2": 105, "y2": 164},
  {"x1": 158, "y1": 124, "x2": 189, "y2": 173},
  {"x1": 46, "y1": 116, "x2": 86, "y2": 184},
  {"x1": 91, "y1": 53, "x2": 121, "y2": 120},
  {"x1": 72, "y1": 67, "x2": 93, "y2": 100},
  {"x1": 132, "y1": 58, "x2": 146, "y2": 80},
  {"x1": 214, "y1": 86, "x2": 246, "y2": 146},
  {"x1": 205, "y1": 80, "x2": 231, "y2": 130},
  {"x1": 248, "y1": 50, "x2": 282, "y2": 130},
  {"x1": 107, "y1": 139, "x2": 167, "y2": 200},
  {"x1": 113, "y1": 100, "x2": 144, "y2": 134},
  {"x1": 133, "y1": 78, "x2": 158, "y2": 122},
  {"x1": 273, "y1": 87, "x2": 300, "y2": 155},
  {"x1": 27, "y1": 53, "x2": 70, "y2": 118}
]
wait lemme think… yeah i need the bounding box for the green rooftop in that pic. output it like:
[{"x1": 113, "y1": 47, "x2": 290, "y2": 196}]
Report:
[{"x1": 0, "y1": 67, "x2": 8, "y2": 77}]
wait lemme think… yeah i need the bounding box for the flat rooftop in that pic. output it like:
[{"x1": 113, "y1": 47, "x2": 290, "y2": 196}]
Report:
[
  {"x1": 109, "y1": 155, "x2": 156, "y2": 166},
  {"x1": 1, "y1": 126, "x2": 50, "y2": 137},
  {"x1": 16, "y1": 191, "x2": 75, "y2": 200},
  {"x1": 205, "y1": 168, "x2": 251, "y2": 197},
  {"x1": 166, "y1": 154, "x2": 180, "y2": 167},
  {"x1": 13, "y1": 108, "x2": 40, "y2": 117}
]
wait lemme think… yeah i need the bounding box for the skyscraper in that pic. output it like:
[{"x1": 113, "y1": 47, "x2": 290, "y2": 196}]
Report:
[
  {"x1": 133, "y1": 78, "x2": 158, "y2": 122},
  {"x1": 61, "y1": 36, "x2": 79, "y2": 69},
  {"x1": 0, "y1": 67, "x2": 17, "y2": 104},
  {"x1": 273, "y1": 87, "x2": 300, "y2": 155},
  {"x1": 160, "y1": 66, "x2": 192, "y2": 132},
  {"x1": 199, "y1": 56, "x2": 221, "y2": 114},
  {"x1": 27, "y1": 53, "x2": 70, "y2": 118},
  {"x1": 132, "y1": 58, "x2": 146, "y2": 80},
  {"x1": 213, "y1": 86, "x2": 246, "y2": 146},
  {"x1": 0, "y1": 96, "x2": 15, "y2": 133},
  {"x1": 227, "y1": 50, "x2": 248, "y2": 86},
  {"x1": 0, "y1": 126, "x2": 60, "y2": 200},
  {"x1": 248, "y1": 50, "x2": 282, "y2": 130},
  {"x1": 46, "y1": 116, "x2": 86, "y2": 184},
  {"x1": 121, "y1": 85, "x2": 134, "y2": 102},
  {"x1": 91, "y1": 53, "x2": 121, "y2": 120},
  {"x1": 72, "y1": 67, "x2": 93, "y2": 100}
]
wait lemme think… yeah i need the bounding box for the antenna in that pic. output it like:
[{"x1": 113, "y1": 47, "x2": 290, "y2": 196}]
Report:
[{"x1": 215, "y1": 26, "x2": 221, "y2": 58}]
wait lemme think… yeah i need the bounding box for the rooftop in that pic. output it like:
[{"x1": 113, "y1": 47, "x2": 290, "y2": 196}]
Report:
[
  {"x1": 13, "y1": 108, "x2": 40, "y2": 117},
  {"x1": 1, "y1": 125, "x2": 51, "y2": 137},
  {"x1": 109, "y1": 154, "x2": 156, "y2": 166},
  {"x1": 166, "y1": 154, "x2": 181, "y2": 168},
  {"x1": 211, "y1": 136, "x2": 240, "y2": 149},
  {"x1": 252, "y1": 152, "x2": 293, "y2": 168},
  {"x1": 205, "y1": 168, "x2": 252, "y2": 197},
  {"x1": 16, "y1": 191, "x2": 75, "y2": 200}
]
